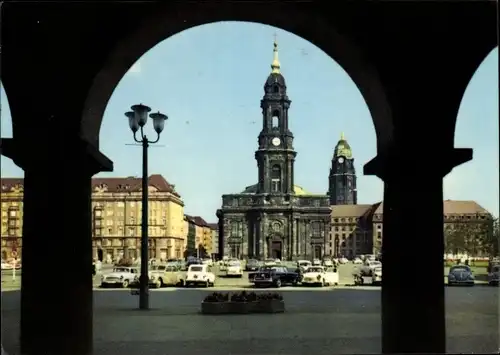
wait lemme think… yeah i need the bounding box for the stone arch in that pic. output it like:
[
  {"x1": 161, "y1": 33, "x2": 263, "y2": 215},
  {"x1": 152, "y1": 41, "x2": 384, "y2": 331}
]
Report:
[
  {"x1": 454, "y1": 46, "x2": 498, "y2": 141},
  {"x1": 80, "y1": 2, "x2": 393, "y2": 151}
]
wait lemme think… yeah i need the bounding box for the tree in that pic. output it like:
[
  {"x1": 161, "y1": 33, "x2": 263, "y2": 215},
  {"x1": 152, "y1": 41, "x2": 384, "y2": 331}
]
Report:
[
  {"x1": 197, "y1": 244, "x2": 208, "y2": 259},
  {"x1": 444, "y1": 222, "x2": 467, "y2": 255}
]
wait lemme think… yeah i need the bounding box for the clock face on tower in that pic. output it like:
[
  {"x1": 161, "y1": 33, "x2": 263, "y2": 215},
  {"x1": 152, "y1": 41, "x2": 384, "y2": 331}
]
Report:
[
  {"x1": 338, "y1": 157, "x2": 344, "y2": 164},
  {"x1": 272, "y1": 137, "x2": 281, "y2": 146}
]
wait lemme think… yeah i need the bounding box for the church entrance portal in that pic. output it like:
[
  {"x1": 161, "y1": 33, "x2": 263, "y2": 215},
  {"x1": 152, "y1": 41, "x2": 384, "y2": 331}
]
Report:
[
  {"x1": 314, "y1": 245, "x2": 322, "y2": 260},
  {"x1": 271, "y1": 241, "x2": 282, "y2": 260}
]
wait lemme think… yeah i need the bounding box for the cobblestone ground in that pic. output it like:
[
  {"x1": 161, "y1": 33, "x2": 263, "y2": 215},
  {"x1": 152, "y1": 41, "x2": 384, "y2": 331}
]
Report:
[{"x1": 2, "y1": 286, "x2": 498, "y2": 354}]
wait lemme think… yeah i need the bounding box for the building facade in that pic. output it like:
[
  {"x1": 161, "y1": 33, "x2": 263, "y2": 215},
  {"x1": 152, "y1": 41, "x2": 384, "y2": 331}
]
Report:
[
  {"x1": 184, "y1": 215, "x2": 212, "y2": 258},
  {"x1": 216, "y1": 40, "x2": 331, "y2": 261},
  {"x1": 0, "y1": 179, "x2": 23, "y2": 260},
  {"x1": 330, "y1": 200, "x2": 493, "y2": 258},
  {"x1": 208, "y1": 223, "x2": 219, "y2": 259},
  {"x1": 1, "y1": 174, "x2": 186, "y2": 262}
]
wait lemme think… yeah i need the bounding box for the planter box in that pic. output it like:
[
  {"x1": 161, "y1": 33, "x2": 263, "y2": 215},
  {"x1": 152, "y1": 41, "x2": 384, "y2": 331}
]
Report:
[
  {"x1": 201, "y1": 300, "x2": 285, "y2": 314},
  {"x1": 228, "y1": 302, "x2": 251, "y2": 314},
  {"x1": 201, "y1": 302, "x2": 230, "y2": 315},
  {"x1": 253, "y1": 299, "x2": 285, "y2": 314}
]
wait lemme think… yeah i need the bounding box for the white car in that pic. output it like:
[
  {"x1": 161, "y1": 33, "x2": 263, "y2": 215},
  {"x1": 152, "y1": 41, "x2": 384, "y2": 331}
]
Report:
[
  {"x1": 185, "y1": 264, "x2": 215, "y2": 287},
  {"x1": 353, "y1": 257, "x2": 363, "y2": 264},
  {"x1": 297, "y1": 260, "x2": 312, "y2": 270},
  {"x1": 301, "y1": 266, "x2": 339, "y2": 286},
  {"x1": 312, "y1": 259, "x2": 321, "y2": 266},
  {"x1": 1, "y1": 261, "x2": 13, "y2": 270},
  {"x1": 372, "y1": 266, "x2": 382, "y2": 285},
  {"x1": 338, "y1": 257, "x2": 349, "y2": 264},
  {"x1": 488, "y1": 265, "x2": 499, "y2": 286},
  {"x1": 101, "y1": 266, "x2": 139, "y2": 288},
  {"x1": 361, "y1": 260, "x2": 382, "y2": 276},
  {"x1": 323, "y1": 259, "x2": 333, "y2": 267},
  {"x1": 225, "y1": 260, "x2": 243, "y2": 278},
  {"x1": 264, "y1": 259, "x2": 276, "y2": 266}
]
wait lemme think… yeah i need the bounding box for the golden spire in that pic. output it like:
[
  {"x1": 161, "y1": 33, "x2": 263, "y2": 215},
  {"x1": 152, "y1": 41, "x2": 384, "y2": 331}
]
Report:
[
  {"x1": 340, "y1": 132, "x2": 345, "y2": 140},
  {"x1": 271, "y1": 34, "x2": 281, "y2": 74}
]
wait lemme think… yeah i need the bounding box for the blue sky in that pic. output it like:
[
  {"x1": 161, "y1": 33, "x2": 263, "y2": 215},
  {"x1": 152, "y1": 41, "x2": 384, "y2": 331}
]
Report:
[{"x1": 1, "y1": 22, "x2": 498, "y2": 221}]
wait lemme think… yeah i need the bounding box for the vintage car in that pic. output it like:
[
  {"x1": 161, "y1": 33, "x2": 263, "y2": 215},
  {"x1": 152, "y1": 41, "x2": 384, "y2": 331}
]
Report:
[
  {"x1": 297, "y1": 260, "x2": 312, "y2": 270},
  {"x1": 312, "y1": 259, "x2": 321, "y2": 266},
  {"x1": 101, "y1": 266, "x2": 139, "y2": 288},
  {"x1": 148, "y1": 264, "x2": 186, "y2": 288},
  {"x1": 353, "y1": 257, "x2": 363, "y2": 264},
  {"x1": 447, "y1": 265, "x2": 475, "y2": 286},
  {"x1": 360, "y1": 260, "x2": 382, "y2": 276},
  {"x1": 251, "y1": 265, "x2": 299, "y2": 288},
  {"x1": 372, "y1": 266, "x2": 382, "y2": 285},
  {"x1": 245, "y1": 259, "x2": 260, "y2": 271},
  {"x1": 185, "y1": 264, "x2": 215, "y2": 287},
  {"x1": 263, "y1": 258, "x2": 276, "y2": 266},
  {"x1": 225, "y1": 260, "x2": 243, "y2": 278},
  {"x1": 487, "y1": 264, "x2": 500, "y2": 286},
  {"x1": 323, "y1": 259, "x2": 334, "y2": 267},
  {"x1": 301, "y1": 266, "x2": 339, "y2": 286}
]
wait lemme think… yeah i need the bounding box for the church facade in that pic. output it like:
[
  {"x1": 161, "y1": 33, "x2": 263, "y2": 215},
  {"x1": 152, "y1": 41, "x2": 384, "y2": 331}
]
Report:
[{"x1": 216, "y1": 40, "x2": 331, "y2": 261}]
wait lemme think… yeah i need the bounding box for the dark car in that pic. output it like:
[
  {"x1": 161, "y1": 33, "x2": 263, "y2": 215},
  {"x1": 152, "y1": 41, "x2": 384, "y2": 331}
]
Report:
[
  {"x1": 245, "y1": 259, "x2": 260, "y2": 271},
  {"x1": 186, "y1": 257, "x2": 203, "y2": 268},
  {"x1": 250, "y1": 265, "x2": 299, "y2": 288}
]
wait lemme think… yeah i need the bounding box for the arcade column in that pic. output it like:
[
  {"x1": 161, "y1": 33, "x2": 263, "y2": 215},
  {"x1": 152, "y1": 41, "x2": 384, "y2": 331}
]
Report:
[
  {"x1": 2, "y1": 137, "x2": 113, "y2": 355},
  {"x1": 365, "y1": 146, "x2": 472, "y2": 354}
]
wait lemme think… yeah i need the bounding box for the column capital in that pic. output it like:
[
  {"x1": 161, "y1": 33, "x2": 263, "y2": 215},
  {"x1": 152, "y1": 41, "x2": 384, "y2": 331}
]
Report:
[
  {"x1": 363, "y1": 146, "x2": 472, "y2": 181},
  {"x1": 1, "y1": 137, "x2": 113, "y2": 175}
]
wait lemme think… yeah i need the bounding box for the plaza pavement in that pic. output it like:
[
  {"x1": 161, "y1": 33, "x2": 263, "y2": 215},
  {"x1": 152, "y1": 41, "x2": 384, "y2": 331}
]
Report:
[{"x1": 1, "y1": 283, "x2": 498, "y2": 354}]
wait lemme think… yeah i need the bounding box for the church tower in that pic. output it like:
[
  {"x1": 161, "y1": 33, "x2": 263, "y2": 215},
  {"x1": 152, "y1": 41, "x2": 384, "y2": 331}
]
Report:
[
  {"x1": 328, "y1": 133, "x2": 357, "y2": 205},
  {"x1": 255, "y1": 38, "x2": 296, "y2": 194}
]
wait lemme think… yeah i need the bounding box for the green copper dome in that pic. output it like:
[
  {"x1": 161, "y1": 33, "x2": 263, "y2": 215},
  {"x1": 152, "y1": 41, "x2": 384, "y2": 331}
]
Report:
[{"x1": 334, "y1": 132, "x2": 353, "y2": 159}]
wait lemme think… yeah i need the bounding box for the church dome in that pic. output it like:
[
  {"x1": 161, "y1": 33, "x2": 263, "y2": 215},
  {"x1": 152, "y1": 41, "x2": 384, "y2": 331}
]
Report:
[
  {"x1": 334, "y1": 132, "x2": 353, "y2": 159},
  {"x1": 264, "y1": 38, "x2": 286, "y2": 89},
  {"x1": 241, "y1": 183, "x2": 310, "y2": 195},
  {"x1": 265, "y1": 72, "x2": 286, "y2": 87}
]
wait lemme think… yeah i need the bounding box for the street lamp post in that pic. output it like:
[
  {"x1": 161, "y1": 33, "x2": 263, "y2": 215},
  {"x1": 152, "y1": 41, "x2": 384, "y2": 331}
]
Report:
[{"x1": 126, "y1": 103, "x2": 168, "y2": 310}]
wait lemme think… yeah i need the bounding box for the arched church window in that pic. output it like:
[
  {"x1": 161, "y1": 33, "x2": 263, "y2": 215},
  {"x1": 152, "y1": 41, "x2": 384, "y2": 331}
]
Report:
[
  {"x1": 272, "y1": 110, "x2": 279, "y2": 128},
  {"x1": 273, "y1": 86, "x2": 279, "y2": 93},
  {"x1": 271, "y1": 165, "x2": 281, "y2": 192}
]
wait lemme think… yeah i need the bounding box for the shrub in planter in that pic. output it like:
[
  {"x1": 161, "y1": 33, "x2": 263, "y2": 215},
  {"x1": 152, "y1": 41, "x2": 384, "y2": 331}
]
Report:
[
  {"x1": 255, "y1": 292, "x2": 285, "y2": 313},
  {"x1": 201, "y1": 293, "x2": 230, "y2": 314},
  {"x1": 203, "y1": 292, "x2": 230, "y2": 303}
]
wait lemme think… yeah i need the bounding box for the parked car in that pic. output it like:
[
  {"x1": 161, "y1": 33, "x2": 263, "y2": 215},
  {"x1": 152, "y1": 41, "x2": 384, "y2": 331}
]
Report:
[
  {"x1": 338, "y1": 257, "x2": 349, "y2": 264},
  {"x1": 245, "y1": 259, "x2": 260, "y2": 271},
  {"x1": 148, "y1": 264, "x2": 186, "y2": 288},
  {"x1": 101, "y1": 266, "x2": 139, "y2": 288},
  {"x1": 447, "y1": 265, "x2": 475, "y2": 286},
  {"x1": 185, "y1": 264, "x2": 215, "y2": 287},
  {"x1": 487, "y1": 264, "x2": 499, "y2": 286},
  {"x1": 301, "y1": 266, "x2": 338, "y2": 286},
  {"x1": 312, "y1": 259, "x2": 321, "y2": 266},
  {"x1": 372, "y1": 266, "x2": 382, "y2": 285},
  {"x1": 263, "y1": 258, "x2": 276, "y2": 266},
  {"x1": 322, "y1": 259, "x2": 333, "y2": 267},
  {"x1": 297, "y1": 260, "x2": 312, "y2": 270},
  {"x1": 225, "y1": 260, "x2": 243, "y2": 278},
  {"x1": 1, "y1": 261, "x2": 13, "y2": 270},
  {"x1": 353, "y1": 257, "x2": 363, "y2": 264},
  {"x1": 251, "y1": 265, "x2": 299, "y2": 288},
  {"x1": 360, "y1": 260, "x2": 382, "y2": 276}
]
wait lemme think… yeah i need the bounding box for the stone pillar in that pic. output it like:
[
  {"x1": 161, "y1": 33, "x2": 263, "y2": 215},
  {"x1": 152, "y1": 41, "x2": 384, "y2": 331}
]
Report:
[
  {"x1": 242, "y1": 220, "x2": 248, "y2": 258},
  {"x1": 1, "y1": 137, "x2": 113, "y2": 355},
  {"x1": 365, "y1": 146, "x2": 472, "y2": 354}
]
